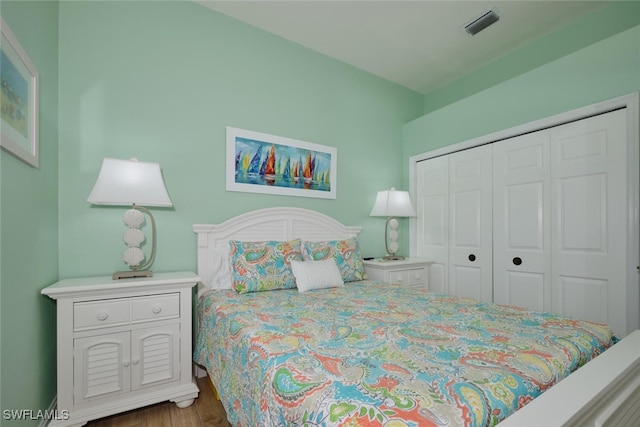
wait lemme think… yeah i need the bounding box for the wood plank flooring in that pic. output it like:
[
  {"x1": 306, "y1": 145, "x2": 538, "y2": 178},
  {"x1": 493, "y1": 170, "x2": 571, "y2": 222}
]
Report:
[{"x1": 86, "y1": 376, "x2": 231, "y2": 427}]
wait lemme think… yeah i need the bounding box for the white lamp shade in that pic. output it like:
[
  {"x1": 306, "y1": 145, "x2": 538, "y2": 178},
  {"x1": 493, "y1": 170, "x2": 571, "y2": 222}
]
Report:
[
  {"x1": 87, "y1": 158, "x2": 173, "y2": 207},
  {"x1": 370, "y1": 188, "x2": 416, "y2": 217}
]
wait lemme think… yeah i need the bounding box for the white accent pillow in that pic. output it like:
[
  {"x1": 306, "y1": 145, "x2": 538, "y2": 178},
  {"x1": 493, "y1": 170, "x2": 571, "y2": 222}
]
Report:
[
  {"x1": 291, "y1": 259, "x2": 344, "y2": 293},
  {"x1": 198, "y1": 242, "x2": 233, "y2": 298}
]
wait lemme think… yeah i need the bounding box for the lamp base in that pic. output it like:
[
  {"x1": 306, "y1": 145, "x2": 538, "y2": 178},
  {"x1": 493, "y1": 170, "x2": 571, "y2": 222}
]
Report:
[
  {"x1": 383, "y1": 255, "x2": 406, "y2": 261},
  {"x1": 112, "y1": 270, "x2": 153, "y2": 280}
]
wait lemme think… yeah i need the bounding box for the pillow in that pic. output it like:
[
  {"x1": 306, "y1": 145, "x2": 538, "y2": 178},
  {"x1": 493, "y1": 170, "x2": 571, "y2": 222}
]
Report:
[
  {"x1": 229, "y1": 239, "x2": 302, "y2": 294},
  {"x1": 197, "y1": 243, "x2": 233, "y2": 298},
  {"x1": 211, "y1": 242, "x2": 233, "y2": 288},
  {"x1": 303, "y1": 237, "x2": 368, "y2": 282},
  {"x1": 291, "y1": 259, "x2": 344, "y2": 293}
]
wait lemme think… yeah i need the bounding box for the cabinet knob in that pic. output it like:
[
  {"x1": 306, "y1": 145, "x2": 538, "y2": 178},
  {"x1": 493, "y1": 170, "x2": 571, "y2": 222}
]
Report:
[
  {"x1": 152, "y1": 306, "x2": 162, "y2": 314},
  {"x1": 96, "y1": 312, "x2": 108, "y2": 321},
  {"x1": 123, "y1": 360, "x2": 130, "y2": 367},
  {"x1": 468, "y1": 254, "x2": 476, "y2": 262},
  {"x1": 132, "y1": 359, "x2": 139, "y2": 365},
  {"x1": 513, "y1": 257, "x2": 523, "y2": 266}
]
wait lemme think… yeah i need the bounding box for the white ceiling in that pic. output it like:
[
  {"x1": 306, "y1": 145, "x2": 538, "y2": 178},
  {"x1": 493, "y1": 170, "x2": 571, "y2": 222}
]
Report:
[{"x1": 197, "y1": 1, "x2": 611, "y2": 95}]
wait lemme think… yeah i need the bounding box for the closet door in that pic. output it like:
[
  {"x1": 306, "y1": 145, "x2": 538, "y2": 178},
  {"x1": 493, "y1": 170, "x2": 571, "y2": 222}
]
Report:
[
  {"x1": 493, "y1": 131, "x2": 551, "y2": 312},
  {"x1": 415, "y1": 155, "x2": 449, "y2": 293},
  {"x1": 448, "y1": 145, "x2": 493, "y2": 302},
  {"x1": 551, "y1": 109, "x2": 628, "y2": 336}
]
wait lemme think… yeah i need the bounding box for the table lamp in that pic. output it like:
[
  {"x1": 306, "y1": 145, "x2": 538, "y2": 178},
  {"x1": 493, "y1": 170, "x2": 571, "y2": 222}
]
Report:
[
  {"x1": 370, "y1": 188, "x2": 416, "y2": 260},
  {"x1": 87, "y1": 157, "x2": 173, "y2": 279}
]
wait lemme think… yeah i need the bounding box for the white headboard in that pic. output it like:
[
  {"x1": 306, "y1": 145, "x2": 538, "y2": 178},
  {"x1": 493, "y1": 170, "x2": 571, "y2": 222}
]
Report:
[{"x1": 193, "y1": 207, "x2": 362, "y2": 291}]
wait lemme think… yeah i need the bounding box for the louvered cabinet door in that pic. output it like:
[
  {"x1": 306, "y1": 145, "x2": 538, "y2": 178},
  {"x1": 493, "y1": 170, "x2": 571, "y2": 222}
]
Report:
[
  {"x1": 74, "y1": 332, "x2": 131, "y2": 404},
  {"x1": 131, "y1": 325, "x2": 180, "y2": 390}
]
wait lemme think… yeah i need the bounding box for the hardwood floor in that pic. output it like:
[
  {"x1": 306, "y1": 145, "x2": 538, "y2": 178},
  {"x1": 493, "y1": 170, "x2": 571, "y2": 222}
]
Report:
[{"x1": 86, "y1": 376, "x2": 231, "y2": 427}]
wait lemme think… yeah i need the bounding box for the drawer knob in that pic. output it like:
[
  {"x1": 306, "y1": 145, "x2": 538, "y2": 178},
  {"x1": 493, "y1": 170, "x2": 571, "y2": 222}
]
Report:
[
  {"x1": 96, "y1": 312, "x2": 109, "y2": 321},
  {"x1": 152, "y1": 306, "x2": 162, "y2": 314}
]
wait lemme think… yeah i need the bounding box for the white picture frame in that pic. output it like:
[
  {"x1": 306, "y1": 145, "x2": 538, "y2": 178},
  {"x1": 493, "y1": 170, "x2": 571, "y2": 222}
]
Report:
[
  {"x1": 226, "y1": 127, "x2": 337, "y2": 199},
  {"x1": 1, "y1": 17, "x2": 39, "y2": 168}
]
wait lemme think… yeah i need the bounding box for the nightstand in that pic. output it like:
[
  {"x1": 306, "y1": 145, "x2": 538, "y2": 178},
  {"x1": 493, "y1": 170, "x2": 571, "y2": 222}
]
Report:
[
  {"x1": 42, "y1": 271, "x2": 200, "y2": 426},
  {"x1": 363, "y1": 258, "x2": 432, "y2": 288}
]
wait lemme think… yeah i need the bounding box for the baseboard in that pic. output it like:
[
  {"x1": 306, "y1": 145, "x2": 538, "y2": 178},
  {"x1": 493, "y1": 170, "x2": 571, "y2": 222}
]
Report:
[
  {"x1": 40, "y1": 396, "x2": 57, "y2": 427},
  {"x1": 195, "y1": 364, "x2": 207, "y2": 378}
]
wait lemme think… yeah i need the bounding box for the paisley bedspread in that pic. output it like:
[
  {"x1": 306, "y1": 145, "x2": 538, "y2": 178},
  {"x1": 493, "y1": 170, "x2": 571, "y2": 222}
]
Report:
[{"x1": 193, "y1": 281, "x2": 616, "y2": 427}]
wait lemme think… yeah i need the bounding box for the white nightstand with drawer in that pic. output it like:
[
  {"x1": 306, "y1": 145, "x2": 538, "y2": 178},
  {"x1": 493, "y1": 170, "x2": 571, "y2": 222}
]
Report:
[
  {"x1": 42, "y1": 271, "x2": 200, "y2": 426},
  {"x1": 363, "y1": 258, "x2": 432, "y2": 288}
]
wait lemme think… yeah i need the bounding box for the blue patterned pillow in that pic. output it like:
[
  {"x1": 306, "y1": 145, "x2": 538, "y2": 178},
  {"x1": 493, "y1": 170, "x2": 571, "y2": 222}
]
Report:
[
  {"x1": 303, "y1": 237, "x2": 367, "y2": 282},
  {"x1": 230, "y1": 239, "x2": 303, "y2": 293}
]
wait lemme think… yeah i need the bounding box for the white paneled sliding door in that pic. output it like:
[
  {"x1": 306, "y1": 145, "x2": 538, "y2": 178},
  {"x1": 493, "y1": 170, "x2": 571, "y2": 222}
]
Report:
[
  {"x1": 415, "y1": 145, "x2": 493, "y2": 301},
  {"x1": 415, "y1": 155, "x2": 449, "y2": 294},
  {"x1": 493, "y1": 130, "x2": 551, "y2": 312},
  {"x1": 448, "y1": 145, "x2": 493, "y2": 302},
  {"x1": 550, "y1": 109, "x2": 628, "y2": 334},
  {"x1": 413, "y1": 98, "x2": 636, "y2": 337}
]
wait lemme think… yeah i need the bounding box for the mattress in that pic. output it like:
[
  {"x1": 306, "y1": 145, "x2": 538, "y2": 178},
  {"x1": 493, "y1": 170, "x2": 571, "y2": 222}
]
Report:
[{"x1": 193, "y1": 280, "x2": 616, "y2": 427}]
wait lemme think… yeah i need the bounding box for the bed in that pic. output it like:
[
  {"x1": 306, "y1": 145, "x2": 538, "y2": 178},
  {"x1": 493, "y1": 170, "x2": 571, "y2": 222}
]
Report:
[{"x1": 192, "y1": 207, "x2": 640, "y2": 426}]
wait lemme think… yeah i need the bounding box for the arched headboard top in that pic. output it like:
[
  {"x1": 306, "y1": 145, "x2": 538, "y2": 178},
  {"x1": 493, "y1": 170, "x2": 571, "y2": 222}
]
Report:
[{"x1": 193, "y1": 207, "x2": 362, "y2": 291}]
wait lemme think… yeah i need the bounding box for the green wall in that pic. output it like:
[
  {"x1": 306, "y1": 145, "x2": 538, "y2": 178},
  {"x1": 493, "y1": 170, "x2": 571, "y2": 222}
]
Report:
[
  {"x1": 423, "y1": 1, "x2": 640, "y2": 115},
  {"x1": 57, "y1": 1, "x2": 423, "y2": 279},
  {"x1": 0, "y1": 1, "x2": 59, "y2": 424},
  {"x1": 405, "y1": 1, "x2": 640, "y2": 163}
]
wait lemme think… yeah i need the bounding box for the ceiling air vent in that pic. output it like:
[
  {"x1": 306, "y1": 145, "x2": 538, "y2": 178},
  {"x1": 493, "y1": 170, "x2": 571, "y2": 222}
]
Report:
[{"x1": 464, "y1": 10, "x2": 500, "y2": 36}]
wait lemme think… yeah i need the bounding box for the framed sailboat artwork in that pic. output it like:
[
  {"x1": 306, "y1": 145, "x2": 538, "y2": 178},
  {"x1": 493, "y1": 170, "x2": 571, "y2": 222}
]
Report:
[{"x1": 226, "y1": 127, "x2": 337, "y2": 199}]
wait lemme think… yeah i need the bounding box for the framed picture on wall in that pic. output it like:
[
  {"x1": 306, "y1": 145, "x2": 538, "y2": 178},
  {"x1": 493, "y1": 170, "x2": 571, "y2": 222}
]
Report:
[
  {"x1": 226, "y1": 127, "x2": 337, "y2": 199},
  {"x1": 1, "y1": 17, "x2": 39, "y2": 168}
]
